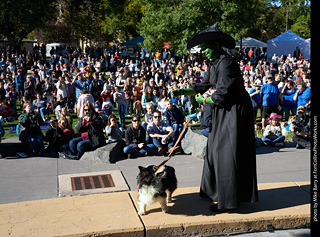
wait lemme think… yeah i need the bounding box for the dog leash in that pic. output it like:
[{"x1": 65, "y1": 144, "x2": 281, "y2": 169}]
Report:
[{"x1": 157, "y1": 118, "x2": 191, "y2": 167}]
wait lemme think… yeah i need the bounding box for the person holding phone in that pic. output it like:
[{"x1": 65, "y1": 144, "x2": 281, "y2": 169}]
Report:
[
  {"x1": 69, "y1": 103, "x2": 106, "y2": 159},
  {"x1": 105, "y1": 114, "x2": 123, "y2": 144},
  {"x1": 18, "y1": 102, "x2": 45, "y2": 156}
]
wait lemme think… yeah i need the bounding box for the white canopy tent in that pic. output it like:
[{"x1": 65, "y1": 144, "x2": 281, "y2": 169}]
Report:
[
  {"x1": 46, "y1": 43, "x2": 66, "y2": 57},
  {"x1": 236, "y1": 37, "x2": 267, "y2": 48},
  {"x1": 189, "y1": 45, "x2": 201, "y2": 53},
  {"x1": 267, "y1": 30, "x2": 310, "y2": 60}
]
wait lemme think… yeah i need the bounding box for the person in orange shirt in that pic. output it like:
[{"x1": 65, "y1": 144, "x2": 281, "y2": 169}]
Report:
[
  {"x1": 155, "y1": 50, "x2": 162, "y2": 62},
  {"x1": 248, "y1": 48, "x2": 254, "y2": 58},
  {"x1": 176, "y1": 61, "x2": 184, "y2": 77}
]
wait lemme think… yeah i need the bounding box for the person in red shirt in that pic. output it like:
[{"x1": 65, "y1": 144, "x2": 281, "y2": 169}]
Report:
[
  {"x1": 246, "y1": 61, "x2": 252, "y2": 71},
  {"x1": 248, "y1": 48, "x2": 254, "y2": 58},
  {"x1": 101, "y1": 88, "x2": 113, "y2": 108}
]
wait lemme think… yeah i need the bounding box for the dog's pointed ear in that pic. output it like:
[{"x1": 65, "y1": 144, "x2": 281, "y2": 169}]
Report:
[{"x1": 138, "y1": 166, "x2": 145, "y2": 172}]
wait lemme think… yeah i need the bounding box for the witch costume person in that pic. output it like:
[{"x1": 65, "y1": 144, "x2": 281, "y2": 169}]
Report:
[{"x1": 173, "y1": 23, "x2": 258, "y2": 212}]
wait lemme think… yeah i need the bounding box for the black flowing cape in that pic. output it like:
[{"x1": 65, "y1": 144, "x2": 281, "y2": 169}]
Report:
[{"x1": 192, "y1": 53, "x2": 259, "y2": 209}]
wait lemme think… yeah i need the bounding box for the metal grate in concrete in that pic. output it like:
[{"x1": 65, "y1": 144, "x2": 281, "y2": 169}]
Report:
[
  {"x1": 59, "y1": 170, "x2": 128, "y2": 197},
  {"x1": 71, "y1": 174, "x2": 115, "y2": 191}
]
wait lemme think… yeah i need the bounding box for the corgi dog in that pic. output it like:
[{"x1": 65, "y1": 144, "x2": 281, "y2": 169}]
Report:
[{"x1": 137, "y1": 165, "x2": 177, "y2": 215}]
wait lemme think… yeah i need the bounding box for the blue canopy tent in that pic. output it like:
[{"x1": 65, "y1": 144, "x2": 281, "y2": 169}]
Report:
[
  {"x1": 121, "y1": 36, "x2": 144, "y2": 46},
  {"x1": 267, "y1": 30, "x2": 309, "y2": 60}
]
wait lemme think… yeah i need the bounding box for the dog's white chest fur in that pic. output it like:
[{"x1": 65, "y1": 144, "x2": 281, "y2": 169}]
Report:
[{"x1": 138, "y1": 182, "x2": 162, "y2": 206}]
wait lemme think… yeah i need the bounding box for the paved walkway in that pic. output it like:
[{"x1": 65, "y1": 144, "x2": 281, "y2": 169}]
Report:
[{"x1": 0, "y1": 139, "x2": 311, "y2": 236}]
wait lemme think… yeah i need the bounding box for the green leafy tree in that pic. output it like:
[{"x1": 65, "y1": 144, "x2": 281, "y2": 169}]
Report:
[
  {"x1": 286, "y1": 0, "x2": 310, "y2": 38},
  {"x1": 31, "y1": 19, "x2": 72, "y2": 44},
  {"x1": 99, "y1": 0, "x2": 143, "y2": 43},
  {"x1": 62, "y1": 0, "x2": 102, "y2": 42},
  {"x1": 0, "y1": 0, "x2": 55, "y2": 49},
  {"x1": 139, "y1": 0, "x2": 310, "y2": 54},
  {"x1": 138, "y1": 0, "x2": 219, "y2": 54},
  {"x1": 264, "y1": 0, "x2": 310, "y2": 39},
  {"x1": 138, "y1": 0, "x2": 261, "y2": 54},
  {"x1": 31, "y1": 0, "x2": 109, "y2": 45},
  {"x1": 290, "y1": 13, "x2": 311, "y2": 39}
]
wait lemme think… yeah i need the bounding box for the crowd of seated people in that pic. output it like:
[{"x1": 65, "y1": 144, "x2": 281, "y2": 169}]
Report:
[{"x1": 0, "y1": 44, "x2": 311, "y2": 158}]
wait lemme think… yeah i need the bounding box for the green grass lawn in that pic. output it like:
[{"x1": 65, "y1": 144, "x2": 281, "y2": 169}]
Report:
[{"x1": 1, "y1": 106, "x2": 293, "y2": 142}]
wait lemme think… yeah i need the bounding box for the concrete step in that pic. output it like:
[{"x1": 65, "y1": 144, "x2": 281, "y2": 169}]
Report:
[
  {"x1": 0, "y1": 182, "x2": 311, "y2": 236},
  {"x1": 0, "y1": 137, "x2": 26, "y2": 157},
  {"x1": 130, "y1": 183, "x2": 310, "y2": 236},
  {"x1": 0, "y1": 192, "x2": 144, "y2": 236}
]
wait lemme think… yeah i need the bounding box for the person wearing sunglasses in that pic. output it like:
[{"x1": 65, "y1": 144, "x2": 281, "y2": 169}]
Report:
[
  {"x1": 68, "y1": 103, "x2": 106, "y2": 159},
  {"x1": 147, "y1": 110, "x2": 175, "y2": 156},
  {"x1": 123, "y1": 114, "x2": 155, "y2": 158}
]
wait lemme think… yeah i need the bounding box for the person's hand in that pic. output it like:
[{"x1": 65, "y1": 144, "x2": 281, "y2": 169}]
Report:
[
  {"x1": 195, "y1": 93, "x2": 204, "y2": 104},
  {"x1": 161, "y1": 135, "x2": 168, "y2": 144},
  {"x1": 83, "y1": 116, "x2": 91, "y2": 123},
  {"x1": 297, "y1": 131, "x2": 309, "y2": 137},
  {"x1": 172, "y1": 89, "x2": 184, "y2": 97},
  {"x1": 138, "y1": 143, "x2": 144, "y2": 149},
  {"x1": 196, "y1": 93, "x2": 214, "y2": 104}
]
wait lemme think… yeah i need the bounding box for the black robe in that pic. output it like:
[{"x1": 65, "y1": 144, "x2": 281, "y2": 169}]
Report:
[{"x1": 192, "y1": 53, "x2": 258, "y2": 209}]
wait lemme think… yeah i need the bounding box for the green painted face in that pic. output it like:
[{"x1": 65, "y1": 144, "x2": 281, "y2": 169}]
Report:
[
  {"x1": 202, "y1": 48, "x2": 214, "y2": 59},
  {"x1": 200, "y1": 42, "x2": 221, "y2": 60}
]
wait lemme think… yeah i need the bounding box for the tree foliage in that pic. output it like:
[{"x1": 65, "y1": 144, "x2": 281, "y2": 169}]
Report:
[
  {"x1": 62, "y1": 0, "x2": 103, "y2": 42},
  {"x1": 138, "y1": 0, "x2": 310, "y2": 53},
  {"x1": 32, "y1": 0, "x2": 107, "y2": 44},
  {"x1": 0, "y1": 0, "x2": 55, "y2": 48},
  {"x1": 0, "y1": 0, "x2": 310, "y2": 51},
  {"x1": 138, "y1": 0, "x2": 261, "y2": 54},
  {"x1": 99, "y1": 0, "x2": 143, "y2": 43}
]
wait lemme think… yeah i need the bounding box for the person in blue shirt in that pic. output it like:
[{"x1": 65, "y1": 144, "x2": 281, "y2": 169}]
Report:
[
  {"x1": 15, "y1": 71, "x2": 25, "y2": 100},
  {"x1": 147, "y1": 110, "x2": 177, "y2": 156},
  {"x1": 293, "y1": 81, "x2": 311, "y2": 109},
  {"x1": 72, "y1": 73, "x2": 89, "y2": 101},
  {"x1": 0, "y1": 58, "x2": 6, "y2": 67},
  {"x1": 260, "y1": 75, "x2": 280, "y2": 130},
  {"x1": 281, "y1": 80, "x2": 297, "y2": 121},
  {"x1": 248, "y1": 80, "x2": 262, "y2": 122},
  {"x1": 140, "y1": 48, "x2": 145, "y2": 61}
]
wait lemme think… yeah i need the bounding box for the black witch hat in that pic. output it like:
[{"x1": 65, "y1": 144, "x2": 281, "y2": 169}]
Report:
[{"x1": 187, "y1": 23, "x2": 235, "y2": 49}]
